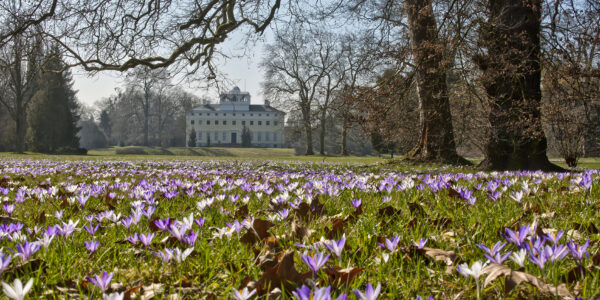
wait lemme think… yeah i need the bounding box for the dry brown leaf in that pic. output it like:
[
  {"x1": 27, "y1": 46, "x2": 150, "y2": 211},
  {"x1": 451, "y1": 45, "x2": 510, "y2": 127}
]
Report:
[
  {"x1": 417, "y1": 247, "x2": 456, "y2": 265},
  {"x1": 481, "y1": 263, "x2": 572, "y2": 299},
  {"x1": 235, "y1": 204, "x2": 249, "y2": 219},
  {"x1": 254, "y1": 251, "x2": 306, "y2": 294},
  {"x1": 323, "y1": 266, "x2": 364, "y2": 286}
]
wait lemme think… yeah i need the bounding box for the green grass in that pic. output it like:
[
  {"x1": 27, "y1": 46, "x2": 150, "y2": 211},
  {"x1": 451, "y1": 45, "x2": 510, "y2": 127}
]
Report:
[{"x1": 0, "y1": 157, "x2": 598, "y2": 299}]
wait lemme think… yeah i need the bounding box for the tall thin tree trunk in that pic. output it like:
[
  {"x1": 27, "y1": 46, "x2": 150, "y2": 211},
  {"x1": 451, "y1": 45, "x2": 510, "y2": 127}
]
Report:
[
  {"x1": 319, "y1": 110, "x2": 326, "y2": 155},
  {"x1": 477, "y1": 0, "x2": 562, "y2": 171},
  {"x1": 340, "y1": 121, "x2": 348, "y2": 156},
  {"x1": 404, "y1": 0, "x2": 466, "y2": 164}
]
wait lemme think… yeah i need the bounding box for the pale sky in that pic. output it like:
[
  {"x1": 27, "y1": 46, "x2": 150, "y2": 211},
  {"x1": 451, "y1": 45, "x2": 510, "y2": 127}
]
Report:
[{"x1": 72, "y1": 32, "x2": 269, "y2": 107}]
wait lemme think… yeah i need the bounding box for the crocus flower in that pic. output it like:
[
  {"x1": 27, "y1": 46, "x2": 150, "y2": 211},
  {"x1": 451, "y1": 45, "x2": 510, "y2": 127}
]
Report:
[
  {"x1": 528, "y1": 252, "x2": 547, "y2": 270},
  {"x1": 323, "y1": 236, "x2": 346, "y2": 259},
  {"x1": 84, "y1": 223, "x2": 99, "y2": 236},
  {"x1": 301, "y1": 252, "x2": 330, "y2": 278},
  {"x1": 3, "y1": 204, "x2": 14, "y2": 215},
  {"x1": 378, "y1": 236, "x2": 400, "y2": 252},
  {"x1": 412, "y1": 238, "x2": 427, "y2": 249},
  {"x1": 127, "y1": 234, "x2": 139, "y2": 245},
  {"x1": 476, "y1": 241, "x2": 511, "y2": 264},
  {"x1": 0, "y1": 253, "x2": 11, "y2": 272},
  {"x1": 1, "y1": 278, "x2": 33, "y2": 300},
  {"x1": 194, "y1": 218, "x2": 205, "y2": 229},
  {"x1": 103, "y1": 292, "x2": 124, "y2": 300},
  {"x1": 351, "y1": 198, "x2": 362, "y2": 208},
  {"x1": 544, "y1": 230, "x2": 563, "y2": 245},
  {"x1": 567, "y1": 239, "x2": 590, "y2": 264},
  {"x1": 139, "y1": 233, "x2": 154, "y2": 247},
  {"x1": 415, "y1": 297, "x2": 433, "y2": 300},
  {"x1": 510, "y1": 249, "x2": 527, "y2": 267},
  {"x1": 172, "y1": 247, "x2": 193, "y2": 263},
  {"x1": 153, "y1": 249, "x2": 173, "y2": 263},
  {"x1": 354, "y1": 283, "x2": 381, "y2": 300},
  {"x1": 501, "y1": 225, "x2": 530, "y2": 249},
  {"x1": 232, "y1": 287, "x2": 256, "y2": 300},
  {"x1": 457, "y1": 260, "x2": 487, "y2": 280},
  {"x1": 12, "y1": 241, "x2": 41, "y2": 261},
  {"x1": 153, "y1": 218, "x2": 171, "y2": 231},
  {"x1": 293, "y1": 285, "x2": 336, "y2": 300},
  {"x1": 120, "y1": 216, "x2": 134, "y2": 229},
  {"x1": 84, "y1": 240, "x2": 99, "y2": 253},
  {"x1": 87, "y1": 272, "x2": 113, "y2": 292}
]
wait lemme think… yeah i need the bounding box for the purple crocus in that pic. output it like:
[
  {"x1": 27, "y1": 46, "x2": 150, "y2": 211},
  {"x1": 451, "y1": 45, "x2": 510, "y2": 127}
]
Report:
[
  {"x1": 301, "y1": 252, "x2": 330, "y2": 278},
  {"x1": 501, "y1": 225, "x2": 530, "y2": 249},
  {"x1": 567, "y1": 239, "x2": 590, "y2": 264},
  {"x1": 324, "y1": 236, "x2": 346, "y2": 260},
  {"x1": 139, "y1": 233, "x2": 154, "y2": 247},
  {"x1": 351, "y1": 198, "x2": 362, "y2": 208},
  {"x1": 378, "y1": 236, "x2": 400, "y2": 252},
  {"x1": 3, "y1": 204, "x2": 14, "y2": 215},
  {"x1": 476, "y1": 241, "x2": 511, "y2": 264},
  {"x1": 194, "y1": 218, "x2": 205, "y2": 229},
  {"x1": 292, "y1": 285, "x2": 345, "y2": 300},
  {"x1": 354, "y1": 283, "x2": 381, "y2": 300},
  {"x1": 412, "y1": 238, "x2": 427, "y2": 249},
  {"x1": 84, "y1": 223, "x2": 99, "y2": 236},
  {"x1": 544, "y1": 230, "x2": 563, "y2": 245},
  {"x1": 120, "y1": 216, "x2": 134, "y2": 229},
  {"x1": 0, "y1": 253, "x2": 11, "y2": 272},
  {"x1": 87, "y1": 271, "x2": 113, "y2": 292},
  {"x1": 12, "y1": 241, "x2": 41, "y2": 261},
  {"x1": 528, "y1": 252, "x2": 548, "y2": 270},
  {"x1": 153, "y1": 218, "x2": 171, "y2": 231},
  {"x1": 84, "y1": 240, "x2": 99, "y2": 253},
  {"x1": 127, "y1": 234, "x2": 139, "y2": 245}
]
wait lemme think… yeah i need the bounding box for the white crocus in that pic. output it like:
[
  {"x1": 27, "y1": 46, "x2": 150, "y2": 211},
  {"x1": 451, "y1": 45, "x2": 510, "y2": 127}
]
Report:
[
  {"x1": 2, "y1": 278, "x2": 34, "y2": 300},
  {"x1": 173, "y1": 247, "x2": 193, "y2": 263},
  {"x1": 510, "y1": 249, "x2": 527, "y2": 267},
  {"x1": 457, "y1": 260, "x2": 487, "y2": 280},
  {"x1": 232, "y1": 287, "x2": 256, "y2": 300},
  {"x1": 103, "y1": 292, "x2": 124, "y2": 300},
  {"x1": 182, "y1": 213, "x2": 194, "y2": 229}
]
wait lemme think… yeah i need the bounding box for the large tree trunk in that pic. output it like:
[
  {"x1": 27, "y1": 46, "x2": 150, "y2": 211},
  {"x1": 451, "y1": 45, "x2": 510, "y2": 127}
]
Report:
[
  {"x1": 404, "y1": 0, "x2": 466, "y2": 164},
  {"x1": 477, "y1": 0, "x2": 562, "y2": 171},
  {"x1": 301, "y1": 103, "x2": 314, "y2": 155}
]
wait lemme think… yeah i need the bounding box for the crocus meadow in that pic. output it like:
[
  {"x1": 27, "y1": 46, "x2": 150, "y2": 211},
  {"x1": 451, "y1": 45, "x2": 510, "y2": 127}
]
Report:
[{"x1": 0, "y1": 158, "x2": 598, "y2": 299}]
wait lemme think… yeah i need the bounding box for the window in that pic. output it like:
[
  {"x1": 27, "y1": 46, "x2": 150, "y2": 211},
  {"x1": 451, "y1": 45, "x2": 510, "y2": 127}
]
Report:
[
  {"x1": 242, "y1": 121, "x2": 246, "y2": 126},
  {"x1": 232, "y1": 120, "x2": 236, "y2": 125},
  {"x1": 250, "y1": 121, "x2": 254, "y2": 126},
  {"x1": 233, "y1": 113, "x2": 236, "y2": 116},
  {"x1": 274, "y1": 121, "x2": 278, "y2": 126},
  {"x1": 198, "y1": 132, "x2": 202, "y2": 140},
  {"x1": 223, "y1": 113, "x2": 226, "y2": 116},
  {"x1": 223, "y1": 120, "x2": 227, "y2": 125},
  {"x1": 191, "y1": 120, "x2": 195, "y2": 124},
  {"x1": 259, "y1": 113, "x2": 262, "y2": 116},
  {"x1": 222, "y1": 132, "x2": 226, "y2": 141},
  {"x1": 257, "y1": 132, "x2": 262, "y2": 142},
  {"x1": 215, "y1": 120, "x2": 219, "y2": 125},
  {"x1": 214, "y1": 132, "x2": 218, "y2": 141},
  {"x1": 258, "y1": 121, "x2": 262, "y2": 126},
  {"x1": 207, "y1": 120, "x2": 210, "y2": 125},
  {"x1": 273, "y1": 132, "x2": 277, "y2": 141},
  {"x1": 266, "y1": 121, "x2": 270, "y2": 126},
  {"x1": 250, "y1": 133, "x2": 254, "y2": 141},
  {"x1": 267, "y1": 114, "x2": 270, "y2": 117},
  {"x1": 198, "y1": 120, "x2": 202, "y2": 125},
  {"x1": 250, "y1": 113, "x2": 254, "y2": 116},
  {"x1": 242, "y1": 113, "x2": 245, "y2": 116},
  {"x1": 266, "y1": 132, "x2": 270, "y2": 141}
]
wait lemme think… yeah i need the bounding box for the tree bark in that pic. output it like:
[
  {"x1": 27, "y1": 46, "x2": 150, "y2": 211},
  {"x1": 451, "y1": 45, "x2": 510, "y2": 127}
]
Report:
[
  {"x1": 340, "y1": 120, "x2": 348, "y2": 156},
  {"x1": 477, "y1": 0, "x2": 562, "y2": 171},
  {"x1": 319, "y1": 110, "x2": 326, "y2": 155},
  {"x1": 404, "y1": 0, "x2": 467, "y2": 164},
  {"x1": 301, "y1": 103, "x2": 314, "y2": 155}
]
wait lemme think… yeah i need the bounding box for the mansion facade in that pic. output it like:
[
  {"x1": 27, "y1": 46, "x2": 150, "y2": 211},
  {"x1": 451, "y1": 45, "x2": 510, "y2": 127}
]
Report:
[{"x1": 186, "y1": 87, "x2": 285, "y2": 147}]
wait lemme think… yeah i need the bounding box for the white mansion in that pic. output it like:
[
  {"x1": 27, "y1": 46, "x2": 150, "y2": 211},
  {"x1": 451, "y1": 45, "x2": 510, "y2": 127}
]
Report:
[{"x1": 186, "y1": 87, "x2": 285, "y2": 147}]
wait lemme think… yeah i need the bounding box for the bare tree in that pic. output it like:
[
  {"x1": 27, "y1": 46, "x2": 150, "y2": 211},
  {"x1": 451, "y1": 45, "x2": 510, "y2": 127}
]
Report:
[
  {"x1": 1, "y1": 0, "x2": 281, "y2": 77},
  {"x1": 262, "y1": 26, "x2": 339, "y2": 155},
  {"x1": 0, "y1": 18, "x2": 43, "y2": 153}
]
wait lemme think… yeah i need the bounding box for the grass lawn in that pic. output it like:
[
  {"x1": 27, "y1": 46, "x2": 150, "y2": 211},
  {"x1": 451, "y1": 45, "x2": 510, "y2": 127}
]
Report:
[{"x1": 0, "y1": 156, "x2": 597, "y2": 299}]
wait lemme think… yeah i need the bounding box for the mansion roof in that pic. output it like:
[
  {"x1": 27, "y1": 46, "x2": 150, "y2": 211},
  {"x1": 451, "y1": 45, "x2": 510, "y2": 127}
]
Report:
[{"x1": 191, "y1": 104, "x2": 284, "y2": 113}]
